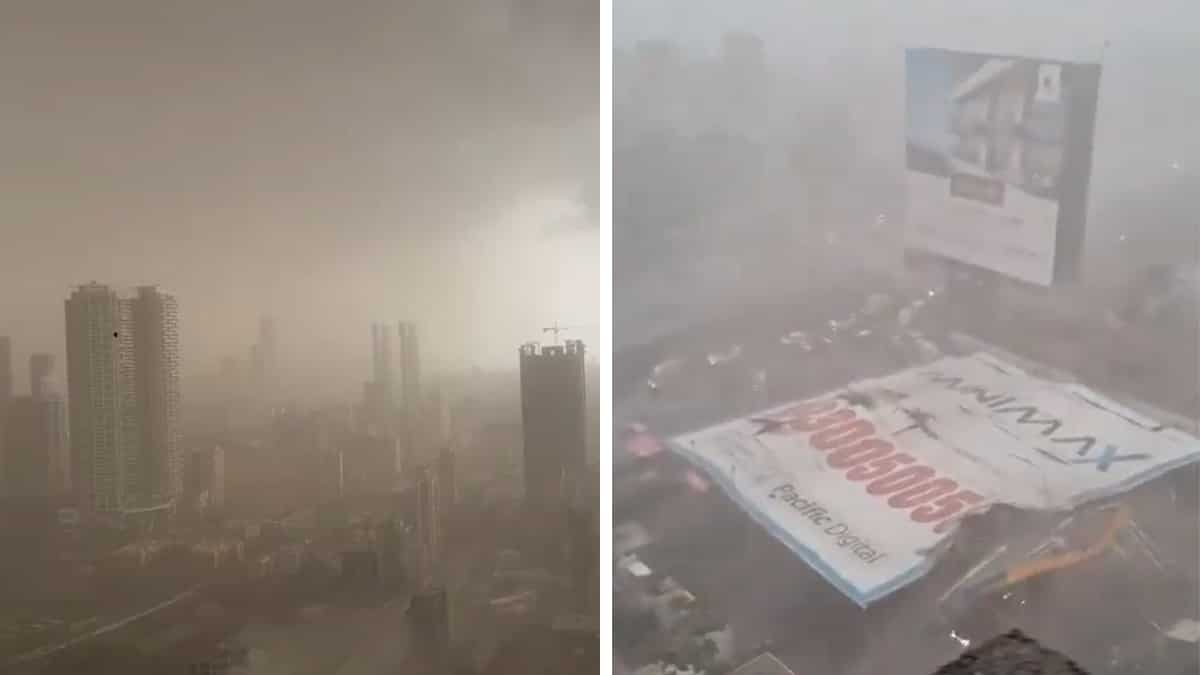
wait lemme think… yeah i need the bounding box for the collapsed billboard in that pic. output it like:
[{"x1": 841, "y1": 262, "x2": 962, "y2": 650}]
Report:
[
  {"x1": 904, "y1": 48, "x2": 1101, "y2": 286},
  {"x1": 669, "y1": 353, "x2": 1199, "y2": 606}
]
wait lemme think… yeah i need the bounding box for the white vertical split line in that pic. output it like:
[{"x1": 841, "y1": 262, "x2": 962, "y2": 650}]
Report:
[{"x1": 599, "y1": 0, "x2": 614, "y2": 672}]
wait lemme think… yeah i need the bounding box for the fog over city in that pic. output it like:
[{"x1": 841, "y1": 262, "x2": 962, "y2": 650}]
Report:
[
  {"x1": 0, "y1": 3, "x2": 599, "y2": 674},
  {"x1": 1, "y1": 0, "x2": 599, "y2": 389}
]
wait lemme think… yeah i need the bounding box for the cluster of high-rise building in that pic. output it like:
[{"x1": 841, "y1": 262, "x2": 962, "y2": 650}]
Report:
[
  {"x1": 62, "y1": 283, "x2": 182, "y2": 513},
  {"x1": 362, "y1": 321, "x2": 422, "y2": 444},
  {"x1": 0, "y1": 283, "x2": 183, "y2": 514},
  {"x1": 0, "y1": 340, "x2": 68, "y2": 499}
]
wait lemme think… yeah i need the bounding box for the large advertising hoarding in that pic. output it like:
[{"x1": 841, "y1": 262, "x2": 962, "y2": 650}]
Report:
[
  {"x1": 904, "y1": 48, "x2": 1100, "y2": 286},
  {"x1": 669, "y1": 353, "x2": 1200, "y2": 606}
]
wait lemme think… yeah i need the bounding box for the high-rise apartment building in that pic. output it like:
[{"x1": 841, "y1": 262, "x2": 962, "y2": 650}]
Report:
[
  {"x1": 0, "y1": 336, "x2": 12, "y2": 412},
  {"x1": 2, "y1": 395, "x2": 68, "y2": 497},
  {"x1": 30, "y1": 353, "x2": 54, "y2": 401},
  {"x1": 436, "y1": 446, "x2": 456, "y2": 520},
  {"x1": 364, "y1": 323, "x2": 395, "y2": 436},
  {"x1": 415, "y1": 465, "x2": 440, "y2": 586},
  {"x1": 130, "y1": 286, "x2": 182, "y2": 503},
  {"x1": 371, "y1": 323, "x2": 393, "y2": 390},
  {"x1": 66, "y1": 284, "x2": 128, "y2": 511},
  {"x1": 398, "y1": 321, "x2": 420, "y2": 439},
  {"x1": 65, "y1": 283, "x2": 181, "y2": 512},
  {"x1": 518, "y1": 340, "x2": 587, "y2": 511},
  {"x1": 409, "y1": 586, "x2": 450, "y2": 669},
  {"x1": 185, "y1": 445, "x2": 225, "y2": 511},
  {"x1": 257, "y1": 315, "x2": 276, "y2": 378}
]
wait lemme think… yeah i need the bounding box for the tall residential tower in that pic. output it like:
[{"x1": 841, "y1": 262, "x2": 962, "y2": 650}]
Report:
[
  {"x1": 65, "y1": 283, "x2": 181, "y2": 512},
  {"x1": 398, "y1": 321, "x2": 421, "y2": 450},
  {"x1": 0, "y1": 336, "x2": 12, "y2": 412},
  {"x1": 65, "y1": 284, "x2": 128, "y2": 511},
  {"x1": 130, "y1": 286, "x2": 182, "y2": 504}
]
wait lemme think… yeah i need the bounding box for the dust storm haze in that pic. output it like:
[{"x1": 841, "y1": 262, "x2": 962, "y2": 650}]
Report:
[
  {"x1": 612, "y1": 2, "x2": 1198, "y2": 674},
  {"x1": 1, "y1": 3, "x2": 600, "y2": 673},
  {"x1": 0, "y1": 0, "x2": 599, "y2": 393},
  {"x1": 614, "y1": 0, "x2": 1199, "y2": 348}
]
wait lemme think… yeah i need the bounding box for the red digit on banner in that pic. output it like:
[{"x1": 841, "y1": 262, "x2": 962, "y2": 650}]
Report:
[
  {"x1": 866, "y1": 466, "x2": 934, "y2": 495},
  {"x1": 845, "y1": 452, "x2": 915, "y2": 481},
  {"x1": 811, "y1": 420, "x2": 874, "y2": 451},
  {"x1": 887, "y1": 478, "x2": 957, "y2": 508},
  {"x1": 826, "y1": 439, "x2": 892, "y2": 469},
  {"x1": 912, "y1": 490, "x2": 986, "y2": 530}
]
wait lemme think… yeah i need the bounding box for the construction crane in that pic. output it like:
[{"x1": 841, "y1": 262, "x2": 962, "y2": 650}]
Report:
[{"x1": 542, "y1": 321, "x2": 573, "y2": 345}]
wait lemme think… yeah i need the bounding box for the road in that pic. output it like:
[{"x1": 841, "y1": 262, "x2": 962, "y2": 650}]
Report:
[
  {"x1": 6, "y1": 584, "x2": 206, "y2": 671},
  {"x1": 235, "y1": 595, "x2": 413, "y2": 675}
]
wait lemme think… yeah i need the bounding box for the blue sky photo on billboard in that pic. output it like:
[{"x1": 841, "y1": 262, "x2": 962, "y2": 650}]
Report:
[
  {"x1": 904, "y1": 47, "x2": 1100, "y2": 287},
  {"x1": 906, "y1": 49, "x2": 1071, "y2": 201}
]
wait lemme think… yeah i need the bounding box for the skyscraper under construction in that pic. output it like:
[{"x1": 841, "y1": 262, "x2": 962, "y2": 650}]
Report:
[{"x1": 519, "y1": 339, "x2": 588, "y2": 512}]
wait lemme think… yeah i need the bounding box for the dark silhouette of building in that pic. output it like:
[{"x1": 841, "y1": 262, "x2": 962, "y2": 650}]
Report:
[
  {"x1": 415, "y1": 465, "x2": 440, "y2": 586},
  {"x1": 340, "y1": 550, "x2": 380, "y2": 588},
  {"x1": 2, "y1": 395, "x2": 68, "y2": 497},
  {"x1": 567, "y1": 505, "x2": 599, "y2": 614},
  {"x1": 519, "y1": 340, "x2": 587, "y2": 570},
  {"x1": 718, "y1": 31, "x2": 769, "y2": 133},
  {"x1": 398, "y1": 321, "x2": 421, "y2": 454},
  {"x1": 0, "y1": 336, "x2": 12, "y2": 412},
  {"x1": 362, "y1": 323, "x2": 400, "y2": 439},
  {"x1": 518, "y1": 340, "x2": 587, "y2": 511},
  {"x1": 437, "y1": 446, "x2": 456, "y2": 520},
  {"x1": 29, "y1": 352, "x2": 54, "y2": 400},
  {"x1": 185, "y1": 445, "x2": 225, "y2": 512},
  {"x1": 255, "y1": 315, "x2": 277, "y2": 379},
  {"x1": 409, "y1": 586, "x2": 450, "y2": 668}
]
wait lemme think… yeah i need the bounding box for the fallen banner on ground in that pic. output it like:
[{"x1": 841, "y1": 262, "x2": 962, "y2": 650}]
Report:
[{"x1": 669, "y1": 352, "x2": 1200, "y2": 606}]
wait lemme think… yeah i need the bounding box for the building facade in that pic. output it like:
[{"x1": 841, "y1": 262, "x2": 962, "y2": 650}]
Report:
[
  {"x1": 398, "y1": 321, "x2": 421, "y2": 450},
  {"x1": 65, "y1": 283, "x2": 181, "y2": 512},
  {"x1": 436, "y1": 446, "x2": 456, "y2": 521},
  {"x1": 518, "y1": 340, "x2": 587, "y2": 511},
  {"x1": 130, "y1": 286, "x2": 183, "y2": 504},
  {"x1": 2, "y1": 396, "x2": 68, "y2": 497},
  {"x1": 409, "y1": 586, "x2": 450, "y2": 668},
  {"x1": 415, "y1": 465, "x2": 440, "y2": 587},
  {"x1": 0, "y1": 336, "x2": 12, "y2": 412},
  {"x1": 66, "y1": 283, "x2": 129, "y2": 511},
  {"x1": 29, "y1": 353, "x2": 54, "y2": 401},
  {"x1": 185, "y1": 445, "x2": 225, "y2": 512}
]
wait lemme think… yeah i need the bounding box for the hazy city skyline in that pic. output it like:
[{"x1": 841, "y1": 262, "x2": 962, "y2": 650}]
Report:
[{"x1": 1, "y1": 1, "x2": 599, "y2": 383}]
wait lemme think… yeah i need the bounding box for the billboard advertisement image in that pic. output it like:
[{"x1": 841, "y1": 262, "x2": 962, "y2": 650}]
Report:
[
  {"x1": 669, "y1": 353, "x2": 1200, "y2": 606},
  {"x1": 905, "y1": 48, "x2": 1100, "y2": 286}
]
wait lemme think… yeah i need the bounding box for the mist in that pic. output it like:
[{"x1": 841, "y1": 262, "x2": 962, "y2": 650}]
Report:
[
  {"x1": 613, "y1": 2, "x2": 1198, "y2": 674},
  {"x1": 0, "y1": 0, "x2": 599, "y2": 388},
  {"x1": 614, "y1": 0, "x2": 1199, "y2": 348}
]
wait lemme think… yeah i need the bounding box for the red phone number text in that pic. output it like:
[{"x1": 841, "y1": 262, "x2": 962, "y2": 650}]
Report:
[{"x1": 763, "y1": 399, "x2": 985, "y2": 533}]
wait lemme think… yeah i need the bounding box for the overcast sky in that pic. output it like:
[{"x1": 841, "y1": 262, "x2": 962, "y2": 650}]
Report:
[
  {"x1": 0, "y1": 0, "x2": 598, "y2": 387},
  {"x1": 615, "y1": 0, "x2": 1196, "y2": 56}
]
